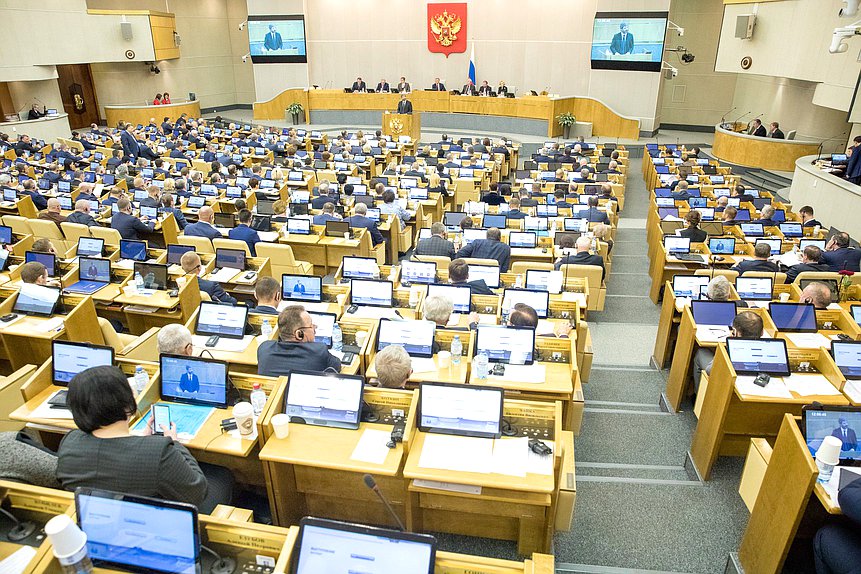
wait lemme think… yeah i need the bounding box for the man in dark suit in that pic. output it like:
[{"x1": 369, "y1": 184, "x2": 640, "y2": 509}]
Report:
[
  {"x1": 263, "y1": 24, "x2": 283, "y2": 51},
  {"x1": 455, "y1": 227, "x2": 511, "y2": 272},
  {"x1": 415, "y1": 222, "x2": 456, "y2": 258},
  {"x1": 344, "y1": 203, "x2": 384, "y2": 245},
  {"x1": 749, "y1": 119, "x2": 767, "y2": 137},
  {"x1": 732, "y1": 184, "x2": 756, "y2": 204},
  {"x1": 448, "y1": 258, "x2": 495, "y2": 295},
  {"x1": 351, "y1": 77, "x2": 367, "y2": 93},
  {"x1": 832, "y1": 417, "x2": 859, "y2": 451},
  {"x1": 179, "y1": 365, "x2": 200, "y2": 393},
  {"x1": 159, "y1": 194, "x2": 187, "y2": 230},
  {"x1": 111, "y1": 197, "x2": 154, "y2": 240},
  {"x1": 139, "y1": 185, "x2": 161, "y2": 209},
  {"x1": 376, "y1": 79, "x2": 390, "y2": 93},
  {"x1": 751, "y1": 205, "x2": 779, "y2": 227},
  {"x1": 769, "y1": 122, "x2": 785, "y2": 139},
  {"x1": 397, "y1": 77, "x2": 410, "y2": 93},
  {"x1": 14, "y1": 134, "x2": 39, "y2": 156},
  {"x1": 106, "y1": 149, "x2": 123, "y2": 169},
  {"x1": 731, "y1": 242, "x2": 780, "y2": 274},
  {"x1": 313, "y1": 202, "x2": 342, "y2": 225},
  {"x1": 461, "y1": 80, "x2": 478, "y2": 96},
  {"x1": 396, "y1": 94, "x2": 413, "y2": 114},
  {"x1": 506, "y1": 197, "x2": 527, "y2": 220},
  {"x1": 228, "y1": 209, "x2": 261, "y2": 256},
  {"x1": 584, "y1": 195, "x2": 610, "y2": 224},
  {"x1": 430, "y1": 77, "x2": 446, "y2": 91},
  {"x1": 252, "y1": 277, "x2": 281, "y2": 315},
  {"x1": 18, "y1": 179, "x2": 48, "y2": 210},
  {"x1": 160, "y1": 117, "x2": 173, "y2": 134},
  {"x1": 813, "y1": 468, "x2": 861, "y2": 573},
  {"x1": 555, "y1": 235, "x2": 605, "y2": 281},
  {"x1": 823, "y1": 232, "x2": 861, "y2": 272},
  {"x1": 120, "y1": 124, "x2": 138, "y2": 161},
  {"x1": 183, "y1": 206, "x2": 221, "y2": 240},
  {"x1": 257, "y1": 305, "x2": 341, "y2": 377},
  {"x1": 478, "y1": 81, "x2": 493, "y2": 96},
  {"x1": 180, "y1": 251, "x2": 236, "y2": 304},
  {"x1": 609, "y1": 22, "x2": 634, "y2": 55},
  {"x1": 799, "y1": 205, "x2": 823, "y2": 228},
  {"x1": 66, "y1": 199, "x2": 99, "y2": 227}
]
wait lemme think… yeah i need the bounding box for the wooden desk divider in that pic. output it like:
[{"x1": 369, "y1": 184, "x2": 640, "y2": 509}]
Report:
[
  {"x1": 548, "y1": 297, "x2": 581, "y2": 325},
  {"x1": 812, "y1": 307, "x2": 861, "y2": 340},
  {"x1": 473, "y1": 293, "x2": 502, "y2": 316},
  {"x1": 0, "y1": 365, "x2": 37, "y2": 432},
  {"x1": 434, "y1": 328, "x2": 476, "y2": 363},
  {"x1": 322, "y1": 283, "x2": 349, "y2": 305},
  {"x1": 9, "y1": 232, "x2": 34, "y2": 256}
]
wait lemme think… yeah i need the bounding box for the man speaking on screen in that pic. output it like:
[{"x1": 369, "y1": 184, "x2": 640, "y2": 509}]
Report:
[
  {"x1": 264, "y1": 24, "x2": 283, "y2": 51},
  {"x1": 609, "y1": 22, "x2": 634, "y2": 55}
]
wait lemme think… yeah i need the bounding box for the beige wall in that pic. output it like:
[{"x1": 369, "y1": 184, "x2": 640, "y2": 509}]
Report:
[
  {"x1": 658, "y1": 0, "x2": 737, "y2": 127},
  {"x1": 89, "y1": 0, "x2": 254, "y2": 116}
]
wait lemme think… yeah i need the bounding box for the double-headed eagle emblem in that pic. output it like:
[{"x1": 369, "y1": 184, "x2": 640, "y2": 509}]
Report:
[{"x1": 430, "y1": 10, "x2": 462, "y2": 47}]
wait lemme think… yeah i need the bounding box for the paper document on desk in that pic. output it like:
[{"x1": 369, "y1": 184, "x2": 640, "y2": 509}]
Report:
[
  {"x1": 411, "y1": 357, "x2": 439, "y2": 375},
  {"x1": 445, "y1": 313, "x2": 461, "y2": 327},
  {"x1": 784, "y1": 374, "x2": 842, "y2": 396},
  {"x1": 696, "y1": 325, "x2": 731, "y2": 343},
  {"x1": 29, "y1": 391, "x2": 75, "y2": 420},
  {"x1": 258, "y1": 231, "x2": 279, "y2": 242},
  {"x1": 0, "y1": 546, "x2": 37, "y2": 574},
  {"x1": 350, "y1": 429, "x2": 392, "y2": 465},
  {"x1": 785, "y1": 332, "x2": 832, "y2": 350},
  {"x1": 208, "y1": 268, "x2": 240, "y2": 283},
  {"x1": 536, "y1": 319, "x2": 557, "y2": 336},
  {"x1": 125, "y1": 304, "x2": 160, "y2": 313},
  {"x1": 675, "y1": 297, "x2": 692, "y2": 313},
  {"x1": 843, "y1": 381, "x2": 861, "y2": 403},
  {"x1": 735, "y1": 375, "x2": 793, "y2": 399},
  {"x1": 527, "y1": 440, "x2": 555, "y2": 475},
  {"x1": 490, "y1": 364, "x2": 547, "y2": 384},
  {"x1": 491, "y1": 436, "x2": 528, "y2": 477},
  {"x1": 561, "y1": 291, "x2": 587, "y2": 307},
  {"x1": 132, "y1": 403, "x2": 214, "y2": 440},
  {"x1": 191, "y1": 334, "x2": 254, "y2": 353},
  {"x1": 418, "y1": 434, "x2": 494, "y2": 473},
  {"x1": 776, "y1": 251, "x2": 802, "y2": 268}
]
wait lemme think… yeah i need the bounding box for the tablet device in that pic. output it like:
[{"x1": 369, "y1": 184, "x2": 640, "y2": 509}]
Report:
[
  {"x1": 119, "y1": 239, "x2": 147, "y2": 261},
  {"x1": 726, "y1": 337, "x2": 790, "y2": 376},
  {"x1": 691, "y1": 300, "x2": 736, "y2": 327},
  {"x1": 502, "y1": 288, "x2": 550, "y2": 319},
  {"x1": 418, "y1": 381, "x2": 504, "y2": 439},
  {"x1": 133, "y1": 262, "x2": 168, "y2": 290},
  {"x1": 52, "y1": 341, "x2": 114, "y2": 386},
  {"x1": 342, "y1": 256, "x2": 379, "y2": 279},
  {"x1": 195, "y1": 301, "x2": 248, "y2": 339},
  {"x1": 215, "y1": 248, "x2": 246, "y2": 271},
  {"x1": 284, "y1": 370, "x2": 364, "y2": 429},
  {"x1": 509, "y1": 231, "x2": 537, "y2": 248},
  {"x1": 400, "y1": 260, "x2": 436, "y2": 285},
  {"x1": 708, "y1": 237, "x2": 736, "y2": 255},
  {"x1": 801, "y1": 405, "x2": 861, "y2": 462},
  {"x1": 76, "y1": 237, "x2": 104, "y2": 257},
  {"x1": 159, "y1": 353, "x2": 229, "y2": 408},
  {"x1": 282, "y1": 274, "x2": 322, "y2": 303},
  {"x1": 768, "y1": 302, "x2": 818, "y2": 332},
  {"x1": 350, "y1": 279, "x2": 393, "y2": 307},
  {"x1": 736, "y1": 276, "x2": 773, "y2": 301},
  {"x1": 474, "y1": 325, "x2": 535, "y2": 364},
  {"x1": 482, "y1": 213, "x2": 507, "y2": 229},
  {"x1": 286, "y1": 218, "x2": 311, "y2": 235},
  {"x1": 672, "y1": 275, "x2": 710, "y2": 299},
  {"x1": 13, "y1": 284, "x2": 60, "y2": 316},
  {"x1": 426, "y1": 283, "x2": 471, "y2": 314},
  {"x1": 377, "y1": 319, "x2": 436, "y2": 358},
  {"x1": 306, "y1": 311, "x2": 336, "y2": 347},
  {"x1": 167, "y1": 244, "x2": 195, "y2": 265},
  {"x1": 468, "y1": 264, "x2": 500, "y2": 289},
  {"x1": 25, "y1": 250, "x2": 56, "y2": 276},
  {"x1": 832, "y1": 340, "x2": 861, "y2": 379}
]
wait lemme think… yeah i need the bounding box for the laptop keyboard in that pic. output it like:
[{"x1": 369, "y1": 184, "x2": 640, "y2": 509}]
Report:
[{"x1": 674, "y1": 253, "x2": 704, "y2": 262}]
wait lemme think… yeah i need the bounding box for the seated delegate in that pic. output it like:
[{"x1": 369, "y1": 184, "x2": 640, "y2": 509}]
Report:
[
  {"x1": 257, "y1": 305, "x2": 341, "y2": 377},
  {"x1": 372, "y1": 345, "x2": 412, "y2": 389},
  {"x1": 56, "y1": 365, "x2": 234, "y2": 513},
  {"x1": 692, "y1": 311, "x2": 764, "y2": 392}
]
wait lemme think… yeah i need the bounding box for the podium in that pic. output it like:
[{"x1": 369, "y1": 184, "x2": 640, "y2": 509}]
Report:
[{"x1": 382, "y1": 111, "x2": 421, "y2": 142}]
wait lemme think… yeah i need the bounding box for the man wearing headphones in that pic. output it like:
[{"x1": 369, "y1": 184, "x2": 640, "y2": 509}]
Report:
[{"x1": 257, "y1": 305, "x2": 341, "y2": 377}]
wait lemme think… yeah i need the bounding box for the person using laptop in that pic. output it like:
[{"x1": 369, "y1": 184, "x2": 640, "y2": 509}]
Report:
[
  {"x1": 751, "y1": 205, "x2": 779, "y2": 227},
  {"x1": 65, "y1": 199, "x2": 99, "y2": 227},
  {"x1": 371, "y1": 345, "x2": 412, "y2": 389},
  {"x1": 480, "y1": 183, "x2": 504, "y2": 206},
  {"x1": 732, "y1": 184, "x2": 756, "y2": 204},
  {"x1": 252, "y1": 276, "x2": 281, "y2": 315},
  {"x1": 679, "y1": 210, "x2": 707, "y2": 243},
  {"x1": 715, "y1": 196, "x2": 729, "y2": 213},
  {"x1": 157, "y1": 323, "x2": 194, "y2": 356},
  {"x1": 423, "y1": 294, "x2": 479, "y2": 331},
  {"x1": 722, "y1": 206, "x2": 739, "y2": 226},
  {"x1": 56, "y1": 365, "x2": 234, "y2": 513},
  {"x1": 228, "y1": 209, "x2": 260, "y2": 256},
  {"x1": 112, "y1": 197, "x2": 155, "y2": 240},
  {"x1": 692, "y1": 311, "x2": 764, "y2": 392},
  {"x1": 139, "y1": 185, "x2": 161, "y2": 209},
  {"x1": 415, "y1": 222, "x2": 455, "y2": 259},
  {"x1": 183, "y1": 206, "x2": 221, "y2": 240},
  {"x1": 160, "y1": 193, "x2": 188, "y2": 230},
  {"x1": 313, "y1": 202, "x2": 342, "y2": 226},
  {"x1": 37, "y1": 197, "x2": 67, "y2": 229},
  {"x1": 454, "y1": 227, "x2": 511, "y2": 272},
  {"x1": 179, "y1": 251, "x2": 236, "y2": 304},
  {"x1": 448, "y1": 258, "x2": 495, "y2": 296},
  {"x1": 507, "y1": 302, "x2": 572, "y2": 337},
  {"x1": 344, "y1": 203, "x2": 384, "y2": 245},
  {"x1": 20, "y1": 261, "x2": 60, "y2": 288},
  {"x1": 784, "y1": 246, "x2": 831, "y2": 283},
  {"x1": 731, "y1": 242, "x2": 779, "y2": 274},
  {"x1": 257, "y1": 305, "x2": 341, "y2": 377},
  {"x1": 800, "y1": 281, "x2": 833, "y2": 310},
  {"x1": 555, "y1": 235, "x2": 605, "y2": 281},
  {"x1": 379, "y1": 190, "x2": 412, "y2": 231},
  {"x1": 31, "y1": 238, "x2": 58, "y2": 256}
]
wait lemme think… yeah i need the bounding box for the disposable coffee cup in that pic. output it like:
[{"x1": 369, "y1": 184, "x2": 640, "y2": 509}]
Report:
[
  {"x1": 45, "y1": 514, "x2": 93, "y2": 570},
  {"x1": 355, "y1": 330, "x2": 369, "y2": 346},
  {"x1": 409, "y1": 285, "x2": 422, "y2": 306},
  {"x1": 779, "y1": 292, "x2": 790, "y2": 302},
  {"x1": 816, "y1": 435, "x2": 843, "y2": 483},
  {"x1": 343, "y1": 231, "x2": 351, "y2": 240},
  {"x1": 233, "y1": 401, "x2": 255, "y2": 437},
  {"x1": 272, "y1": 413, "x2": 290, "y2": 439},
  {"x1": 437, "y1": 350, "x2": 452, "y2": 368}
]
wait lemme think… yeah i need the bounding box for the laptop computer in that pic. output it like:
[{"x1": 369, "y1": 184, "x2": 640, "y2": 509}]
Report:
[
  {"x1": 76, "y1": 237, "x2": 104, "y2": 257},
  {"x1": 501, "y1": 288, "x2": 550, "y2": 319},
  {"x1": 65, "y1": 257, "x2": 111, "y2": 294},
  {"x1": 282, "y1": 274, "x2": 323, "y2": 303},
  {"x1": 350, "y1": 279, "x2": 393, "y2": 307},
  {"x1": 768, "y1": 302, "x2": 818, "y2": 332},
  {"x1": 801, "y1": 405, "x2": 861, "y2": 464},
  {"x1": 47, "y1": 340, "x2": 115, "y2": 408},
  {"x1": 25, "y1": 251, "x2": 57, "y2": 277},
  {"x1": 736, "y1": 276, "x2": 773, "y2": 301},
  {"x1": 13, "y1": 284, "x2": 61, "y2": 317}
]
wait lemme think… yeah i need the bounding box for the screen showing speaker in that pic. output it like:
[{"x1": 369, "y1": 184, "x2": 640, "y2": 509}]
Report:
[
  {"x1": 591, "y1": 11, "x2": 668, "y2": 72},
  {"x1": 248, "y1": 15, "x2": 307, "y2": 63}
]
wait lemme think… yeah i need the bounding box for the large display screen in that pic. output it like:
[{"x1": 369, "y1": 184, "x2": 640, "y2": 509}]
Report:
[
  {"x1": 591, "y1": 12, "x2": 668, "y2": 72},
  {"x1": 248, "y1": 15, "x2": 307, "y2": 63}
]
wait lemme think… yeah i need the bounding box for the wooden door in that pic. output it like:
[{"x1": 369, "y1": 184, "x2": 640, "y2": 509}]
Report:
[{"x1": 55, "y1": 64, "x2": 100, "y2": 129}]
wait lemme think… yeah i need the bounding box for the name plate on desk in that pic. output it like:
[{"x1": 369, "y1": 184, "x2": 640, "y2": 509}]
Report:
[{"x1": 412, "y1": 479, "x2": 481, "y2": 495}]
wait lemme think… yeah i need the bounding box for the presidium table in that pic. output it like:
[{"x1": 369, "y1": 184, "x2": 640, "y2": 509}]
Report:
[
  {"x1": 252, "y1": 88, "x2": 642, "y2": 140},
  {"x1": 712, "y1": 122, "x2": 820, "y2": 172}
]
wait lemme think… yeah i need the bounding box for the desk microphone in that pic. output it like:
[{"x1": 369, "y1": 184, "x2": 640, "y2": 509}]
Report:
[
  {"x1": 0, "y1": 507, "x2": 36, "y2": 542},
  {"x1": 720, "y1": 106, "x2": 737, "y2": 125},
  {"x1": 816, "y1": 131, "x2": 849, "y2": 161},
  {"x1": 200, "y1": 545, "x2": 236, "y2": 574},
  {"x1": 733, "y1": 111, "x2": 751, "y2": 126},
  {"x1": 363, "y1": 473, "x2": 406, "y2": 531}
]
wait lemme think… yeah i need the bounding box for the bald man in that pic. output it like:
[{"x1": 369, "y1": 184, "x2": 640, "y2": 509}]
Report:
[
  {"x1": 183, "y1": 205, "x2": 221, "y2": 240},
  {"x1": 554, "y1": 235, "x2": 605, "y2": 280},
  {"x1": 38, "y1": 197, "x2": 67, "y2": 229}
]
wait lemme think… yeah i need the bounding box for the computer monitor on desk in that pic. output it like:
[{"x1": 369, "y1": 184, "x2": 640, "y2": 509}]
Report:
[
  {"x1": 282, "y1": 274, "x2": 323, "y2": 303},
  {"x1": 691, "y1": 300, "x2": 737, "y2": 327},
  {"x1": 474, "y1": 325, "x2": 535, "y2": 364},
  {"x1": 832, "y1": 341, "x2": 861, "y2": 379},
  {"x1": 672, "y1": 275, "x2": 710, "y2": 300},
  {"x1": 52, "y1": 341, "x2": 114, "y2": 386},
  {"x1": 377, "y1": 319, "x2": 435, "y2": 357},
  {"x1": 426, "y1": 283, "x2": 471, "y2": 314},
  {"x1": 736, "y1": 277, "x2": 773, "y2": 301},
  {"x1": 768, "y1": 302, "x2": 818, "y2": 332},
  {"x1": 726, "y1": 337, "x2": 790, "y2": 376},
  {"x1": 284, "y1": 370, "x2": 364, "y2": 429},
  {"x1": 418, "y1": 381, "x2": 504, "y2": 439},
  {"x1": 350, "y1": 279, "x2": 393, "y2": 307},
  {"x1": 502, "y1": 288, "x2": 549, "y2": 319}
]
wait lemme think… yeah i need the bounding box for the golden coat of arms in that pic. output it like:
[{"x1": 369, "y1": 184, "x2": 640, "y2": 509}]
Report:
[
  {"x1": 430, "y1": 10, "x2": 461, "y2": 47},
  {"x1": 389, "y1": 118, "x2": 404, "y2": 135}
]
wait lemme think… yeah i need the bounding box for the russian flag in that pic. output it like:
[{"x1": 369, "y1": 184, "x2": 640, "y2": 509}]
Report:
[{"x1": 468, "y1": 44, "x2": 476, "y2": 86}]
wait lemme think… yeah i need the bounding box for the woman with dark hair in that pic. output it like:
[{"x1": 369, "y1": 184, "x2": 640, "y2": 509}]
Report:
[
  {"x1": 679, "y1": 209, "x2": 707, "y2": 243},
  {"x1": 56, "y1": 366, "x2": 233, "y2": 512}
]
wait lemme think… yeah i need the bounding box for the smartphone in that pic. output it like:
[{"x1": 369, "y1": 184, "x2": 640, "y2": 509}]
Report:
[{"x1": 152, "y1": 403, "x2": 171, "y2": 435}]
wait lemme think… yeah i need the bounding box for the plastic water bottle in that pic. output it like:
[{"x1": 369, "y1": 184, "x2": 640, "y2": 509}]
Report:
[
  {"x1": 133, "y1": 366, "x2": 148, "y2": 395},
  {"x1": 260, "y1": 318, "x2": 273, "y2": 338},
  {"x1": 250, "y1": 383, "x2": 267, "y2": 416},
  {"x1": 134, "y1": 272, "x2": 144, "y2": 294},
  {"x1": 475, "y1": 352, "x2": 489, "y2": 380},
  {"x1": 332, "y1": 323, "x2": 343, "y2": 352},
  {"x1": 450, "y1": 335, "x2": 462, "y2": 366}
]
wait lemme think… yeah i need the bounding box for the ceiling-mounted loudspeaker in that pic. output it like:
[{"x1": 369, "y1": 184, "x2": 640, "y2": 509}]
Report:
[
  {"x1": 664, "y1": 68, "x2": 675, "y2": 80},
  {"x1": 735, "y1": 14, "x2": 755, "y2": 39},
  {"x1": 121, "y1": 22, "x2": 133, "y2": 41},
  {"x1": 174, "y1": 32, "x2": 181, "y2": 47}
]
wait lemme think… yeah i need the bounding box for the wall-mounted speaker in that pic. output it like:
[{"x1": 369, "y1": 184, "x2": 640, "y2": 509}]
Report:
[
  {"x1": 121, "y1": 22, "x2": 133, "y2": 40},
  {"x1": 735, "y1": 14, "x2": 755, "y2": 39}
]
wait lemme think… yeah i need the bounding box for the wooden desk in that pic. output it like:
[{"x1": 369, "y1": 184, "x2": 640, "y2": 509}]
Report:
[
  {"x1": 104, "y1": 100, "x2": 202, "y2": 128},
  {"x1": 0, "y1": 481, "x2": 74, "y2": 573},
  {"x1": 712, "y1": 123, "x2": 819, "y2": 172}
]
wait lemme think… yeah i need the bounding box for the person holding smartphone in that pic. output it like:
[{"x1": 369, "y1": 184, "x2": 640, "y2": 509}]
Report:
[{"x1": 56, "y1": 365, "x2": 234, "y2": 513}]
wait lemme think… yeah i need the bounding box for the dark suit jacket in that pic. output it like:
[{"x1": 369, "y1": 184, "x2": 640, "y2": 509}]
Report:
[
  {"x1": 823, "y1": 247, "x2": 861, "y2": 272},
  {"x1": 452, "y1": 279, "x2": 495, "y2": 296},
  {"x1": 679, "y1": 227, "x2": 708, "y2": 243},
  {"x1": 785, "y1": 262, "x2": 832, "y2": 284},
  {"x1": 585, "y1": 207, "x2": 611, "y2": 224},
  {"x1": 752, "y1": 125, "x2": 767, "y2": 137},
  {"x1": 732, "y1": 258, "x2": 780, "y2": 274},
  {"x1": 831, "y1": 427, "x2": 858, "y2": 451},
  {"x1": 344, "y1": 215, "x2": 384, "y2": 245},
  {"x1": 461, "y1": 84, "x2": 478, "y2": 96},
  {"x1": 252, "y1": 305, "x2": 279, "y2": 315},
  {"x1": 396, "y1": 100, "x2": 413, "y2": 114},
  {"x1": 263, "y1": 31, "x2": 283, "y2": 50},
  {"x1": 66, "y1": 210, "x2": 98, "y2": 227},
  {"x1": 311, "y1": 195, "x2": 333, "y2": 210},
  {"x1": 313, "y1": 213, "x2": 340, "y2": 225},
  {"x1": 351, "y1": 81, "x2": 367, "y2": 92},
  {"x1": 415, "y1": 235, "x2": 456, "y2": 258},
  {"x1": 228, "y1": 224, "x2": 260, "y2": 256},
  {"x1": 111, "y1": 211, "x2": 153, "y2": 240},
  {"x1": 506, "y1": 209, "x2": 527, "y2": 220},
  {"x1": 20, "y1": 189, "x2": 48, "y2": 210},
  {"x1": 771, "y1": 129, "x2": 785, "y2": 139},
  {"x1": 478, "y1": 85, "x2": 493, "y2": 96},
  {"x1": 802, "y1": 219, "x2": 823, "y2": 228},
  {"x1": 455, "y1": 239, "x2": 511, "y2": 272},
  {"x1": 120, "y1": 131, "x2": 137, "y2": 159},
  {"x1": 555, "y1": 252, "x2": 605, "y2": 280},
  {"x1": 431, "y1": 83, "x2": 446, "y2": 91},
  {"x1": 376, "y1": 83, "x2": 390, "y2": 92},
  {"x1": 610, "y1": 32, "x2": 634, "y2": 54},
  {"x1": 257, "y1": 340, "x2": 341, "y2": 378},
  {"x1": 184, "y1": 221, "x2": 221, "y2": 240},
  {"x1": 480, "y1": 192, "x2": 504, "y2": 206},
  {"x1": 198, "y1": 278, "x2": 237, "y2": 304}
]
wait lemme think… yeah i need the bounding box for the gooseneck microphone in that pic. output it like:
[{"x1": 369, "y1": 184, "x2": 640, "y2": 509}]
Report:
[{"x1": 363, "y1": 473, "x2": 406, "y2": 531}]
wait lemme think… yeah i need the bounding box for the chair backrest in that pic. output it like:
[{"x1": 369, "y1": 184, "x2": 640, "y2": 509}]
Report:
[
  {"x1": 412, "y1": 254, "x2": 452, "y2": 269},
  {"x1": 178, "y1": 235, "x2": 214, "y2": 254},
  {"x1": 89, "y1": 226, "x2": 123, "y2": 247},
  {"x1": 462, "y1": 258, "x2": 500, "y2": 268},
  {"x1": 27, "y1": 218, "x2": 64, "y2": 240},
  {"x1": 2, "y1": 215, "x2": 32, "y2": 236},
  {"x1": 559, "y1": 263, "x2": 603, "y2": 305},
  {"x1": 695, "y1": 268, "x2": 739, "y2": 282},
  {"x1": 98, "y1": 317, "x2": 126, "y2": 353},
  {"x1": 792, "y1": 271, "x2": 841, "y2": 285},
  {"x1": 741, "y1": 270, "x2": 787, "y2": 284},
  {"x1": 255, "y1": 243, "x2": 305, "y2": 276},
  {"x1": 213, "y1": 237, "x2": 251, "y2": 256},
  {"x1": 510, "y1": 261, "x2": 555, "y2": 274},
  {"x1": 786, "y1": 130, "x2": 797, "y2": 141},
  {"x1": 61, "y1": 222, "x2": 91, "y2": 244}
]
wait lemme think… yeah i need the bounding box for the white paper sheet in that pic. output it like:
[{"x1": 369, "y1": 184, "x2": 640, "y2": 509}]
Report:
[
  {"x1": 784, "y1": 332, "x2": 832, "y2": 350},
  {"x1": 561, "y1": 292, "x2": 587, "y2": 307},
  {"x1": 0, "y1": 546, "x2": 37, "y2": 574},
  {"x1": 843, "y1": 380, "x2": 861, "y2": 402},
  {"x1": 695, "y1": 325, "x2": 731, "y2": 343},
  {"x1": 191, "y1": 334, "x2": 255, "y2": 353},
  {"x1": 536, "y1": 319, "x2": 557, "y2": 336},
  {"x1": 489, "y1": 363, "x2": 547, "y2": 384},
  {"x1": 29, "y1": 390, "x2": 75, "y2": 420},
  {"x1": 784, "y1": 374, "x2": 842, "y2": 396},
  {"x1": 411, "y1": 357, "x2": 439, "y2": 374},
  {"x1": 350, "y1": 429, "x2": 392, "y2": 464},
  {"x1": 418, "y1": 434, "x2": 494, "y2": 473},
  {"x1": 492, "y1": 436, "x2": 528, "y2": 477},
  {"x1": 208, "y1": 268, "x2": 241, "y2": 283},
  {"x1": 735, "y1": 375, "x2": 794, "y2": 399},
  {"x1": 527, "y1": 439, "x2": 555, "y2": 475}
]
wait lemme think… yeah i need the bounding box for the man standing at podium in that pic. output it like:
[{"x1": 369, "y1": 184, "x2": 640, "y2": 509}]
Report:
[
  {"x1": 263, "y1": 24, "x2": 283, "y2": 52},
  {"x1": 396, "y1": 93, "x2": 413, "y2": 114},
  {"x1": 610, "y1": 22, "x2": 634, "y2": 55}
]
